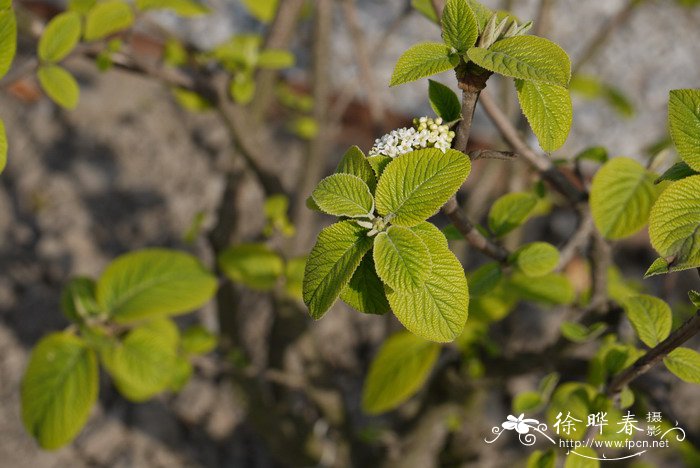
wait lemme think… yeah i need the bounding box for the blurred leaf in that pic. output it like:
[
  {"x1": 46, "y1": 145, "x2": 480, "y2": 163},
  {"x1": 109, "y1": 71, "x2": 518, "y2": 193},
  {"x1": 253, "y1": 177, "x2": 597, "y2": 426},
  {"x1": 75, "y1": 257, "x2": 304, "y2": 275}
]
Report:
[
  {"x1": 561, "y1": 322, "x2": 607, "y2": 343},
  {"x1": 38, "y1": 12, "x2": 82, "y2": 62},
  {"x1": 164, "y1": 39, "x2": 188, "y2": 66},
  {"x1": 84, "y1": 0, "x2": 134, "y2": 41},
  {"x1": 257, "y1": 49, "x2": 294, "y2": 69},
  {"x1": 513, "y1": 391, "x2": 543, "y2": 414},
  {"x1": 290, "y1": 116, "x2": 318, "y2": 140},
  {"x1": 68, "y1": 0, "x2": 96, "y2": 14},
  {"x1": 575, "y1": 146, "x2": 608, "y2": 164},
  {"x1": 564, "y1": 447, "x2": 600, "y2": 468},
  {"x1": 0, "y1": 119, "x2": 6, "y2": 174},
  {"x1": 488, "y1": 192, "x2": 538, "y2": 237},
  {"x1": 230, "y1": 74, "x2": 255, "y2": 104},
  {"x1": 61, "y1": 277, "x2": 102, "y2": 322},
  {"x1": 689, "y1": 290, "x2": 700, "y2": 309},
  {"x1": 169, "y1": 357, "x2": 193, "y2": 392},
  {"x1": 172, "y1": 87, "x2": 212, "y2": 112},
  {"x1": 468, "y1": 262, "x2": 502, "y2": 297},
  {"x1": 241, "y1": 0, "x2": 279, "y2": 23},
  {"x1": 218, "y1": 243, "x2": 284, "y2": 290},
  {"x1": 509, "y1": 271, "x2": 574, "y2": 305},
  {"x1": 136, "y1": 0, "x2": 209, "y2": 17},
  {"x1": 38, "y1": 65, "x2": 80, "y2": 110},
  {"x1": 0, "y1": 8, "x2": 17, "y2": 79},
  {"x1": 284, "y1": 256, "x2": 306, "y2": 301},
  {"x1": 527, "y1": 449, "x2": 556, "y2": 468},
  {"x1": 510, "y1": 242, "x2": 559, "y2": 277},
  {"x1": 181, "y1": 325, "x2": 217, "y2": 355}
]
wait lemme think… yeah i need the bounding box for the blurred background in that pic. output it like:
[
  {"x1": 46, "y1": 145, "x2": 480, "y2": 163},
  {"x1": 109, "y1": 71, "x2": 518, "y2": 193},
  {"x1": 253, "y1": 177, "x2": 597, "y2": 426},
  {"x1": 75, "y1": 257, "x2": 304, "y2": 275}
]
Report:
[{"x1": 1, "y1": 0, "x2": 699, "y2": 466}]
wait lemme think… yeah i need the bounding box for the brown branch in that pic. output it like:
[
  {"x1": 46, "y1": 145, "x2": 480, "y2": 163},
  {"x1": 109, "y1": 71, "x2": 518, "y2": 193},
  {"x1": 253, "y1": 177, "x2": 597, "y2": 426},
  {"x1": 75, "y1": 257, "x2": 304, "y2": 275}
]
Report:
[
  {"x1": 606, "y1": 309, "x2": 700, "y2": 397},
  {"x1": 587, "y1": 230, "x2": 611, "y2": 313},
  {"x1": 443, "y1": 197, "x2": 510, "y2": 262},
  {"x1": 430, "y1": 0, "x2": 444, "y2": 21},
  {"x1": 557, "y1": 211, "x2": 594, "y2": 270}
]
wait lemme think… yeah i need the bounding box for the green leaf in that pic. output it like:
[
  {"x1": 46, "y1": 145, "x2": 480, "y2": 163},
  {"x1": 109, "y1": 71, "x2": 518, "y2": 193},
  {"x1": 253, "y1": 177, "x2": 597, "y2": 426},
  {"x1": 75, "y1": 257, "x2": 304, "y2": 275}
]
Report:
[
  {"x1": 467, "y1": 36, "x2": 571, "y2": 87},
  {"x1": 37, "y1": 65, "x2": 80, "y2": 110},
  {"x1": 375, "y1": 148, "x2": 471, "y2": 227},
  {"x1": 590, "y1": 157, "x2": 659, "y2": 239},
  {"x1": 664, "y1": 347, "x2": 700, "y2": 384},
  {"x1": 21, "y1": 333, "x2": 98, "y2": 449},
  {"x1": 97, "y1": 249, "x2": 217, "y2": 323},
  {"x1": 361, "y1": 332, "x2": 440, "y2": 414},
  {"x1": 575, "y1": 146, "x2": 608, "y2": 164},
  {"x1": 411, "y1": 0, "x2": 438, "y2": 23},
  {"x1": 0, "y1": 119, "x2": 6, "y2": 174},
  {"x1": 564, "y1": 448, "x2": 600, "y2": 468},
  {"x1": 374, "y1": 226, "x2": 432, "y2": 291},
  {"x1": 441, "y1": 0, "x2": 478, "y2": 52},
  {"x1": 509, "y1": 271, "x2": 574, "y2": 305},
  {"x1": 303, "y1": 221, "x2": 373, "y2": 319},
  {"x1": 0, "y1": 9, "x2": 17, "y2": 79},
  {"x1": 169, "y1": 357, "x2": 193, "y2": 392},
  {"x1": 390, "y1": 42, "x2": 459, "y2": 86},
  {"x1": 468, "y1": 262, "x2": 502, "y2": 296},
  {"x1": 336, "y1": 145, "x2": 377, "y2": 192},
  {"x1": 135, "y1": 0, "x2": 209, "y2": 17},
  {"x1": 241, "y1": 0, "x2": 278, "y2": 23},
  {"x1": 689, "y1": 290, "x2": 700, "y2": 309},
  {"x1": 283, "y1": 256, "x2": 306, "y2": 300},
  {"x1": 513, "y1": 391, "x2": 543, "y2": 413},
  {"x1": 340, "y1": 253, "x2": 390, "y2": 315},
  {"x1": 181, "y1": 325, "x2": 217, "y2": 355},
  {"x1": 311, "y1": 173, "x2": 374, "y2": 218},
  {"x1": 218, "y1": 243, "x2": 284, "y2": 290},
  {"x1": 621, "y1": 294, "x2": 672, "y2": 347},
  {"x1": 560, "y1": 322, "x2": 606, "y2": 343},
  {"x1": 668, "y1": 89, "x2": 700, "y2": 171},
  {"x1": 488, "y1": 192, "x2": 537, "y2": 237},
  {"x1": 510, "y1": 242, "x2": 559, "y2": 277},
  {"x1": 367, "y1": 154, "x2": 392, "y2": 178},
  {"x1": 649, "y1": 175, "x2": 700, "y2": 273},
  {"x1": 527, "y1": 449, "x2": 556, "y2": 468},
  {"x1": 69, "y1": 0, "x2": 97, "y2": 14},
  {"x1": 61, "y1": 277, "x2": 101, "y2": 322},
  {"x1": 428, "y1": 79, "x2": 461, "y2": 122},
  {"x1": 257, "y1": 49, "x2": 294, "y2": 69},
  {"x1": 656, "y1": 161, "x2": 699, "y2": 184},
  {"x1": 84, "y1": 0, "x2": 134, "y2": 41},
  {"x1": 466, "y1": 0, "x2": 492, "y2": 31},
  {"x1": 386, "y1": 222, "x2": 469, "y2": 342},
  {"x1": 38, "y1": 12, "x2": 81, "y2": 63},
  {"x1": 515, "y1": 80, "x2": 572, "y2": 152},
  {"x1": 643, "y1": 257, "x2": 672, "y2": 278},
  {"x1": 172, "y1": 87, "x2": 212, "y2": 111},
  {"x1": 101, "y1": 319, "x2": 179, "y2": 401},
  {"x1": 230, "y1": 73, "x2": 255, "y2": 104}
]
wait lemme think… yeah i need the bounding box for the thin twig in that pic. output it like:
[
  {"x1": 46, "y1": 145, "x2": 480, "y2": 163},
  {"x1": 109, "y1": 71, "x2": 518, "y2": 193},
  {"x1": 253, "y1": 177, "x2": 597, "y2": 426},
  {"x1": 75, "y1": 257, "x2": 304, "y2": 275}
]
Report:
[
  {"x1": 430, "y1": 0, "x2": 444, "y2": 21},
  {"x1": 443, "y1": 197, "x2": 510, "y2": 262},
  {"x1": 557, "y1": 212, "x2": 595, "y2": 270},
  {"x1": 587, "y1": 230, "x2": 611, "y2": 313}
]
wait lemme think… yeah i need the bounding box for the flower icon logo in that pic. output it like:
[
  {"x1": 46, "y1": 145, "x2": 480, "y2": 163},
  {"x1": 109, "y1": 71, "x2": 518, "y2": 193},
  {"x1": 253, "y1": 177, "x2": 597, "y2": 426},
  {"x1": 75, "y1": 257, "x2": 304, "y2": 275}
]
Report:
[{"x1": 502, "y1": 414, "x2": 540, "y2": 434}]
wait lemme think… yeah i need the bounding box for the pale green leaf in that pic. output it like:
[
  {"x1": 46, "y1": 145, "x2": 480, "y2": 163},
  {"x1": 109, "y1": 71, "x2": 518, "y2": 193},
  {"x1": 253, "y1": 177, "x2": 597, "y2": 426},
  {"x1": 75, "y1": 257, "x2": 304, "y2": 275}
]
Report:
[
  {"x1": 218, "y1": 243, "x2": 284, "y2": 290},
  {"x1": 527, "y1": 450, "x2": 556, "y2": 468},
  {"x1": 467, "y1": 262, "x2": 502, "y2": 296},
  {"x1": 61, "y1": 277, "x2": 101, "y2": 322},
  {"x1": 441, "y1": 0, "x2": 478, "y2": 52},
  {"x1": 622, "y1": 294, "x2": 672, "y2": 347},
  {"x1": 340, "y1": 253, "x2": 390, "y2": 315},
  {"x1": 283, "y1": 256, "x2": 306, "y2": 300},
  {"x1": 374, "y1": 225, "x2": 432, "y2": 291},
  {"x1": 655, "y1": 161, "x2": 699, "y2": 184},
  {"x1": 135, "y1": 0, "x2": 209, "y2": 17},
  {"x1": 169, "y1": 357, "x2": 193, "y2": 392},
  {"x1": 69, "y1": 0, "x2": 97, "y2": 14},
  {"x1": 390, "y1": 42, "x2": 459, "y2": 86},
  {"x1": 560, "y1": 322, "x2": 606, "y2": 343},
  {"x1": 38, "y1": 12, "x2": 81, "y2": 63},
  {"x1": 96, "y1": 249, "x2": 217, "y2": 323},
  {"x1": 303, "y1": 221, "x2": 373, "y2": 319},
  {"x1": 590, "y1": 157, "x2": 659, "y2": 239},
  {"x1": 467, "y1": 36, "x2": 571, "y2": 87},
  {"x1": 668, "y1": 89, "x2": 700, "y2": 171},
  {"x1": 516, "y1": 80, "x2": 572, "y2": 152},
  {"x1": 361, "y1": 331, "x2": 440, "y2": 414},
  {"x1": 649, "y1": 175, "x2": 700, "y2": 272},
  {"x1": 564, "y1": 448, "x2": 600, "y2": 468},
  {"x1": 312, "y1": 173, "x2": 374, "y2": 218},
  {"x1": 257, "y1": 49, "x2": 294, "y2": 69},
  {"x1": 513, "y1": 391, "x2": 543, "y2": 413},
  {"x1": 21, "y1": 333, "x2": 98, "y2": 449},
  {"x1": 230, "y1": 74, "x2": 255, "y2": 104},
  {"x1": 241, "y1": 0, "x2": 278, "y2": 23},
  {"x1": 0, "y1": 9, "x2": 17, "y2": 78},
  {"x1": 37, "y1": 65, "x2": 80, "y2": 110},
  {"x1": 411, "y1": 0, "x2": 438, "y2": 23},
  {"x1": 511, "y1": 242, "x2": 559, "y2": 277},
  {"x1": 367, "y1": 154, "x2": 392, "y2": 178},
  {"x1": 84, "y1": 0, "x2": 134, "y2": 41},
  {"x1": 375, "y1": 148, "x2": 471, "y2": 227},
  {"x1": 466, "y1": 0, "x2": 492, "y2": 31},
  {"x1": 488, "y1": 192, "x2": 538, "y2": 237},
  {"x1": 664, "y1": 347, "x2": 700, "y2": 384},
  {"x1": 509, "y1": 271, "x2": 574, "y2": 305},
  {"x1": 172, "y1": 87, "x2": 212, "y2": 112},
  {"x1": 428, "y1": 79, "x2": 461, "y2": 122},
  {"x1": 575, "y1": 146, "x2": 608, "y2": 164},
  {"x1": 0, "y1": 119, "x2": 6, "y2": 174},
  {"x1": 386, "y1": 222, "x2": 469, "y2": 342},
  {"x1": 101, "y1": 319, "x2": 179, "y2": 401},
  {"x1": 336, "y1": 145, "x2": 377, "y2": 192},
  {"x1": 181, "y1": 325, "x2": 217, "y2": 355}
]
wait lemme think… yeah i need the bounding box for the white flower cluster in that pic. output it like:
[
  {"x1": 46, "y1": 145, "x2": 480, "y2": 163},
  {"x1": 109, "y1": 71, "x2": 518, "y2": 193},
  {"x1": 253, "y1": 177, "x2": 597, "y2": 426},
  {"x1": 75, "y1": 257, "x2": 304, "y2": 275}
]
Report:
[{"x1": 368, "y1": 117, "x2": 455, "y2": 158}]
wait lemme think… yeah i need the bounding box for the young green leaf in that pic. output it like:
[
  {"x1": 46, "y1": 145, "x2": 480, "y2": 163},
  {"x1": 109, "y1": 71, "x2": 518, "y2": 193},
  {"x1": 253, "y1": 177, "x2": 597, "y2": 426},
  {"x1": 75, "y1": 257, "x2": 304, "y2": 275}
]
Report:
[
  {"x1": 575, "y1": 146, "x2": 608, "y2": 164},
  {"x1": 509, "y1": 271, "x2": 574, "y2": 305},
  {"x1": 361, "y1": 332, "x2": 440, "y2": 414},
  {"x1": 61, "y1": 277, "x2": 101, "y2": 322},
  {"x1": 135, "y1": 0, "x2": 209, "y2": 17},
  {"x1": 390, "y1": 42, "x2": 459, "y2": 86},
  {"x1": 257, "y1": 49, "x2": 294, "y2": 69},
  {"x1": 37, "y1": 65, "x2": 80, "y2": 110},
  {"x1": 21, "y1": 333, "x2": 98, "y2": 449},
  {"x1": 101, "y1": 319, "x2": 179, "y2": 401},
  {"x1": 527, "y1": 450, "x2": 556, "y2": 468},
  {"x1": 374, "y1": 225, "x2": 432, "y2": 291},
  {"x1": 375, "y1": 148, "x2": 471, "y2": 227},
  {"x1": 340, "y1": 253, "x2": 390, "y2": 315},
  {"x1": 441, "y1": 0, "x2": 478, "y2": 53},
  {"x1": 367, "y1": 154, "x2": 392, "y2": 178},
  {"x1": 218, "y1": 243, "x2": 284, "y2": 290},
  {"x1": 69, "y1": 0, "x2": 97, "y2": 14},
  {"x1": 0, "y1": 9, "x2": 17, "y2": 79},
  {"x1": 467, "y1": 36, "x2": 571, "y2": 87},
  {"x1": 468, "y1": 262, "x2": 502, "y2": 296},
  {"x1": 510, "y1": 242, "x2": 559, "y2": 277},
  {"x1": 560, "y1": 322, "x2": 606, "y2": 343},
  {"x1": 621, "y1": 294, "x2": 672, "y2": 347},
  {"x1": 488, "y1": 192, "x2": 538, "y2": 237},
  {"x1": 411, "y1": 0, "x2": 438, "y2": 23},
  {"x1": 181, "y1": 325, "x2": 217, "y2": 355},
  {"x1": 336, "y1": 145, "x2": 377, "y2": 191},
  {"x1": 649, "y1": 175, "x2": 700, "y2": 273},
  {"x1": 655, "y1": 161, "x2": 699, "y2": 184},
  {"x1": 515, "y1": 80, "x2": 572, "y2": 152},
  {"x1": 564, "y1": 448, "x2": 600, "y2": 468},
  {"x1": 513, "y1": 391, "x2": 543, "y2": 414},
  {"x1": 590, "y1": 157, "x2": 659, "y2": 239},
  {"x1": 0, "y1": 119, "x2": 6, "y2": 174},
  {"x1": 241, "y1": 0, "x2": 278, "y2": 23},
  {"x1": 38, "y1": 12, "x2": 81, "y2": 63},
  {"x1": 230, "y1": 74, "x2": 255, "y2": 104},
  {"x1": 303, "y1": 221, "x2": 373, "y2": 319},
  {"x1": 84, "y1": 0, "x2": 134, "y2": 41},
  {"x1": 386, "y1": 222, "x2": 469, "y2": 342},
  {"x1": 663, "y1": 347, "x2": 700, "y2": 384},
  {"x1": 311, "y1": 173, "x2": 374, "y2": 218},
  {"x1": 668, "y1": 89, "x2": 700, "y2": 171},
  {"x1": 466, "y1": 0, "x2": 492, "y2": 31},
  {"x1": 96, "y1": 249, "x2": 217, "y2": 323},
  {"x1": 428, "y1": 79, "x2": 461, "y2": 122}
]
